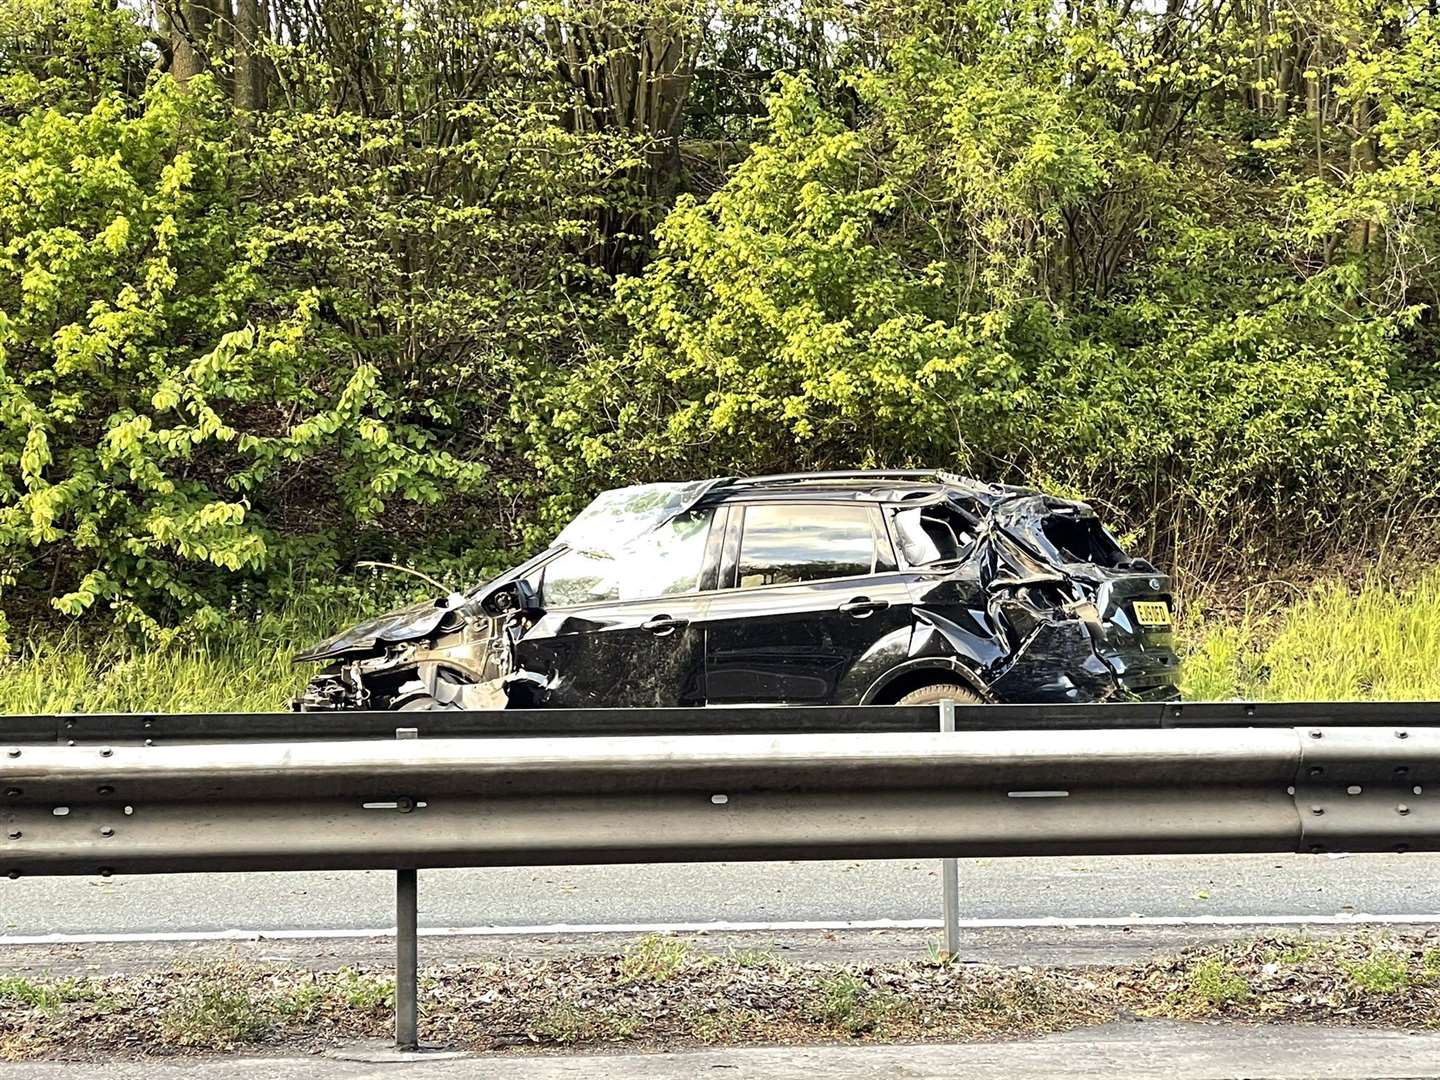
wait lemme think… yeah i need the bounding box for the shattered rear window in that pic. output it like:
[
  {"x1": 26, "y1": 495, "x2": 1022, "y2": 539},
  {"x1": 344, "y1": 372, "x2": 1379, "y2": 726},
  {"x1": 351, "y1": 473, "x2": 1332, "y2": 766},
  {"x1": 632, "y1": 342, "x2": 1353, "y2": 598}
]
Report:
[{"x1": 1040, "y1": 514, "x2": 1126, "y2": 567}]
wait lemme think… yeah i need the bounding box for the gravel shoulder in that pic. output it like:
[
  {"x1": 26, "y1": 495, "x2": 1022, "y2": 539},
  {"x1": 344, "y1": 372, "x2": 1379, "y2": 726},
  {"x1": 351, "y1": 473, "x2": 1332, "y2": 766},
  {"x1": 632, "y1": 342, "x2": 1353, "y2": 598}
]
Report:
[{"x1": 3, "y1": 927, "x2": 1440, "y2": 1062}]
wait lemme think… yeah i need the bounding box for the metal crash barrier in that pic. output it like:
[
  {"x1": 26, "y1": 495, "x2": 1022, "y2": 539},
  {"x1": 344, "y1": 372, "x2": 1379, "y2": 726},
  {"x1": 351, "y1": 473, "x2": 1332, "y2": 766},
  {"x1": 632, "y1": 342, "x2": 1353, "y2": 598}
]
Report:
[{"x1": 4, "y1": 701, "x2": 1439, "y2": 1049}]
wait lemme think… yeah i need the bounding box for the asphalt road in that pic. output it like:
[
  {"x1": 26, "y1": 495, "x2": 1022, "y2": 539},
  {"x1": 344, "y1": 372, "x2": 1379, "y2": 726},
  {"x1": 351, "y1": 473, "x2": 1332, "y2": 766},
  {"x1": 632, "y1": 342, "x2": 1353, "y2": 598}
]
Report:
[
  {"x1": 11, "y1": 1022, "x2": 1440, "y2": 1080},
  {"x1": 2, "y1": 853, "x2": 1437, "y2": 938}
]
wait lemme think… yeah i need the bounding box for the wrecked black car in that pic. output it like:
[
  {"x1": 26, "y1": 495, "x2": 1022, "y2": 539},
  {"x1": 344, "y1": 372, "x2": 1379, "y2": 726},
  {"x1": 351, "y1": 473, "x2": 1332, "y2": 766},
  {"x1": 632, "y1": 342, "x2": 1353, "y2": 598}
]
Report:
[{"x1": 293, "y1": 471, "x2": 1179, "y2": 711}]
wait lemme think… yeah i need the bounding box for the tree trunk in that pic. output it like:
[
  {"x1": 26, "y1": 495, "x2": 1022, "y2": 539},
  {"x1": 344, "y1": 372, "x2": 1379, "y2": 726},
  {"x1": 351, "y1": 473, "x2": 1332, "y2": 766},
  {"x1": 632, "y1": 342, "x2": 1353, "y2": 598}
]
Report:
[
  {"x1": 164, "y1": 0, "x2": 213, "y2": 87},
  {"x1": 233, "y1": 0, "x2": 263, "y2": 110},
  {"x1": 545, "y1": 2, "x2": 701, "y2": 272}
]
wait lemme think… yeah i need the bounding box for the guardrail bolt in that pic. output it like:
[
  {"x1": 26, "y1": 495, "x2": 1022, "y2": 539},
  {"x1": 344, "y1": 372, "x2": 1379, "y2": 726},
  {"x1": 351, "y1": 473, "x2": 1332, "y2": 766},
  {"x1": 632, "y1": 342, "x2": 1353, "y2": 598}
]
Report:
[
  {"x1": 1397, "y1": 804, "x2": 1411, "y2": 815},
  {"x1": 1307, "y1": 766, "x2": 1325, "y2": 777},
  {"x1": 5, "y1": 748, "x2": 19, "y2": 758},
  {"x1": 99, "y1": 747, "x2": 113, "y2": 758},
  {"x1": 1310, "y1": 805, "x2": 1325, "y2": 815},
  {"x1": 97, "y1": 785, "x2": 114, "y2": 796},
  {"x1": 1396, "y1": 730, "x2": 1410, "y2": 740},
  {"x1": 5, "y1": 870, "x2": 18, "y2": 880},
  {"x1": 97, "y1": 867, "x2": 112, "y2": 878},
  {"x1": 4, "y1": 788, "x2": 20, "y2": 798},
  {"x1": 6, "y1": 830, "x2": 19, "y2": 840},
  {"x1": 1395, "y1": 766, "x2": 1410, "y2": 777},
  {"x1": 1309, "y1": 730, "x2": 1323, "y2": 739}
]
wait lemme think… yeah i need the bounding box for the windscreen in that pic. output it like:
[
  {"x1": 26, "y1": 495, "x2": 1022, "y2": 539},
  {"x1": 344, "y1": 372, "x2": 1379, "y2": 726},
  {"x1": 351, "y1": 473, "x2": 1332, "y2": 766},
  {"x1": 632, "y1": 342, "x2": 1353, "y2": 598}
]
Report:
[{"x1": 553, "y1": 480, "x2": 716, "y2": 555}]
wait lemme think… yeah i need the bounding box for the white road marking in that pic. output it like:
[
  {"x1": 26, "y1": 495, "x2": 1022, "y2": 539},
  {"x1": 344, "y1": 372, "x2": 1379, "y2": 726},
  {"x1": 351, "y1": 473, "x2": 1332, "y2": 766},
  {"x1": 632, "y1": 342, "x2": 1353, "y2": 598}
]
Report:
[{"x1": 3, "y1": 912, "x2": 1440, "y2": 947}]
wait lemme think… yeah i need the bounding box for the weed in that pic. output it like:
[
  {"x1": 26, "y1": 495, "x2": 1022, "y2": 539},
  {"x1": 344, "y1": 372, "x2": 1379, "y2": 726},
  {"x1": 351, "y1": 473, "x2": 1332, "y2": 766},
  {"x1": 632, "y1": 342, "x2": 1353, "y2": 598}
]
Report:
[
  {"x1": 160, "y1": 981, "x2": 271, "y2": 1048},
  {"x1": 272, "y1": 980, "x2": 324, "y2": 1020},
  {"x1": 685, "y1": 1005, "x2": 763, "y2": 1044},
  {"x1": 1259, "y1": 940, "x2": 1316, "y2": 966},
  {"x1": 925, "y1": 940, "x2": 958, "y2": 966},
  {"x1": 530, "y1": 1003, "x2": 640, "y2": 1043},
  {"x1": 1423, "y1": 948, "x2": 1440, "y2": 978},
  {"x1": 811, "y1": 971, "x2": 909, "y2": 1035},
  {"x1": 724, "y1": 948, "x2": 784, "y2": 969},
  {"x1": 0, "y1": 977, "x2": 104, "y2": 1012},
  {"x1": 619, "y1": 934, "x2": 690, "y2": 984},
  {"x1": 1185, "y1": 959, "x2": 1251, "y2": 1007},
  {"x1": 332, "y1": 968, "x2": 393, "y2": 1010},
  {"x1": 1346, "y1": 949, "x2": 1411, "y2": 993}
]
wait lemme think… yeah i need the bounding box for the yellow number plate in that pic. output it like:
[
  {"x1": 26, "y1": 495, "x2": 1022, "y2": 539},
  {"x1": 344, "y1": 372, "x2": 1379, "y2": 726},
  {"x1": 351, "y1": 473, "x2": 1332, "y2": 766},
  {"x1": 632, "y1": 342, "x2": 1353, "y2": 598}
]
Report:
[{"x1": 1133, "y1": 600, "x2": 1172, "y2": 627}]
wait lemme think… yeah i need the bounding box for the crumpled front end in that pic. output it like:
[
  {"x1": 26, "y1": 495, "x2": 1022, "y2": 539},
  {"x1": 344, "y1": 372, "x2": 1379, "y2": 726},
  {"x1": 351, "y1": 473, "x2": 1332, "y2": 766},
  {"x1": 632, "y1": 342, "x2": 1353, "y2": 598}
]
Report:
[{"x1": 293, "y1": 611, "x2": 525, "y2": 712}]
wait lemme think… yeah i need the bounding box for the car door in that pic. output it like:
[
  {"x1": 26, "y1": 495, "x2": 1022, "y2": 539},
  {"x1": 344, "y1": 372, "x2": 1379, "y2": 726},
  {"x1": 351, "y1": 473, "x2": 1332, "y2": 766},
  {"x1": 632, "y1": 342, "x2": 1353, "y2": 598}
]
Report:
[
  {"x1": 703, "y1": 501, "x2": 915, "y2": 704},
  {"x1": 513, "y1": 507, "x2": 721, "y2": 707}
]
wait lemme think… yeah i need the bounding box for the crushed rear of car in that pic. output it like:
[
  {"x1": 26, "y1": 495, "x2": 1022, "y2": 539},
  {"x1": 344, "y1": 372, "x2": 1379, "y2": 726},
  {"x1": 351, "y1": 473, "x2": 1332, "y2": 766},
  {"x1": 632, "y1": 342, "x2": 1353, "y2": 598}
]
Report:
[{"x1": 293, "y1": 471, "x2": 1178, "y2": 711}]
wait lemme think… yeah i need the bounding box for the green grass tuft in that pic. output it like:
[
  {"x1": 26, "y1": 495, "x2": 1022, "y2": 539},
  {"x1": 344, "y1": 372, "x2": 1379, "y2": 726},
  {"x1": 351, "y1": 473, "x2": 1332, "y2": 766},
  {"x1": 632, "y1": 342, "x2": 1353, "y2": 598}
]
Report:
[
  {"x1": 1185, "y1": 959, "x2": 1251, "y2": 1007},
  {"x1": 619, "y1": 934, "x2": 691, "y2": 984},
  {"x1": 1345, "y1": 949, "x2": 1412, "y2": 994}
]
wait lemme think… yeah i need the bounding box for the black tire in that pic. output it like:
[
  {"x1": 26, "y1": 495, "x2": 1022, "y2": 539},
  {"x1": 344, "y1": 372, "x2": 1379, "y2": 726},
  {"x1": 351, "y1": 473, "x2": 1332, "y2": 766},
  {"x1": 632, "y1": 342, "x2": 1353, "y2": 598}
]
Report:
[{"x1": 894, "y1": 682, "x2": 983, "y2": 706}]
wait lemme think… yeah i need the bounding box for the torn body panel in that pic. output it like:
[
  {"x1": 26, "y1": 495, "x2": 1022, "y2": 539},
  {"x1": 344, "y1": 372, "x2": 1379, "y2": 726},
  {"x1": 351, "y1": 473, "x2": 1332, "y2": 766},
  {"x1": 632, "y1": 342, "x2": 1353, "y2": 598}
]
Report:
[{"x1": 293, "y1": 472, "x2": 1180, "y2": 712}]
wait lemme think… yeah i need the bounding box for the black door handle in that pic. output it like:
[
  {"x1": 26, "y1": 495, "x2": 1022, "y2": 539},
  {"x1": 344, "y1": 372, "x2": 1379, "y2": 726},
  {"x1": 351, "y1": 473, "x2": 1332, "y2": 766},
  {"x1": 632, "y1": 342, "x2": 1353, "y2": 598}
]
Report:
[
  {"x1": 838, "y1": 597, "x2": 889, "y2": 617},
  {"x1": 641, "y1": 614, "x2": 688, "y2": 636}
]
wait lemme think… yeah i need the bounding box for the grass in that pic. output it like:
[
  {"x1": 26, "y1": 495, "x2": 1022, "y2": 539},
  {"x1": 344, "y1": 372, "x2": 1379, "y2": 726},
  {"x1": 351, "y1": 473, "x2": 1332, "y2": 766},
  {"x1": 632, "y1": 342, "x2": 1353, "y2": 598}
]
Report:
[
  {"x1": 619, "y1": 934, "x2": 692, "y2": 984},
  {"x1": 6, "y1": 570, "x2": 1440, "y2": 712},
  {"x1": 0, "y1": 976, "x2": 105, "y2": 1012},
  {"x1": 1179, "y1": 571, "x2": 1440, "y2": 700},
  {"x1": 0, "y1": 596, "x2": 372, "y2": 714}
]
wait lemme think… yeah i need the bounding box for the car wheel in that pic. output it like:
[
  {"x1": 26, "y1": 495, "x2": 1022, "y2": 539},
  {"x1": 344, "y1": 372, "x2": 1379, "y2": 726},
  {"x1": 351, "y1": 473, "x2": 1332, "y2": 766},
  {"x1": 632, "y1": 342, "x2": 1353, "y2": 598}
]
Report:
[{"x1": 894, "y1": 683, "x2": 983, "y2": 706}]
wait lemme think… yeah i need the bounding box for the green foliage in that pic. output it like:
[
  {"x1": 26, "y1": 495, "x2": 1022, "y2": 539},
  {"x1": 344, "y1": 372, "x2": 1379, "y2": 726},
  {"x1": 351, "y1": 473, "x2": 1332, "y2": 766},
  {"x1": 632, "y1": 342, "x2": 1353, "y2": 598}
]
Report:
[
  {"x1": 0, "y1": 976, "x2": 102, "y2": 1011},
  {"x1": 810, "y1": 970, "x2": 910, "y2": 1035},
  {"x1": 159, "y1": 979, "x2": 271, "y2": 1048},
  {"x1": 565, "y1": 16, "x2": 1440, "y2": 562},
  {"x1": 5, "y1": 0, "x2": 1440, "y2": 642}
]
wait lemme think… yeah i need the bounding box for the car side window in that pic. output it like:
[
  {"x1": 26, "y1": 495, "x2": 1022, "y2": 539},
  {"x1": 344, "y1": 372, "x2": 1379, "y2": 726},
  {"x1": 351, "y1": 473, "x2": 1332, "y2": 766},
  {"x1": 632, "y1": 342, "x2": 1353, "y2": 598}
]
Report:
[
  {"x1": 542, "y1": 508, "x2": 715, "y2": 607},
  {"x1": 891, "y1": 506, "x2": 977, "y2": 566},
  {"x1": 736, "y1": 504, "x2": 878, "y2": 588}
]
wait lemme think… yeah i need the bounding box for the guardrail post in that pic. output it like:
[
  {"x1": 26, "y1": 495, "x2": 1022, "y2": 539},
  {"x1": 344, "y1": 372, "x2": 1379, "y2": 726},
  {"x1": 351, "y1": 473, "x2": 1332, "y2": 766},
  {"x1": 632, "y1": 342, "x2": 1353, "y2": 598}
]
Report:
[
  {"x1": 938, "y1": 699, "x2": 961, "y2": 960},
  {"x1": 395, "y1": 726, "x2": 419, "y2": 1052}
]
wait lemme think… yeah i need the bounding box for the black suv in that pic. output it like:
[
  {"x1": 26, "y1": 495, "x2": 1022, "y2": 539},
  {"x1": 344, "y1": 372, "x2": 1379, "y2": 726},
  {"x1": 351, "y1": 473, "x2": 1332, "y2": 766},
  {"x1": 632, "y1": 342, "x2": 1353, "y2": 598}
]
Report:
[{"x1": 293, "y1": 471, "x2": 1179, "y2": 710}]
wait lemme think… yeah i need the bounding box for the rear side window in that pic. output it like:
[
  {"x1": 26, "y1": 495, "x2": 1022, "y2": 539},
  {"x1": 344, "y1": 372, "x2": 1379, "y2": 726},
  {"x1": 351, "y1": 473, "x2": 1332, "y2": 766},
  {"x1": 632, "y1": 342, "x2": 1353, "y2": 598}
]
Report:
[
  {"x1": 891, "y1": 506, "x2": 977, "y2": 566},
  {"x1": 736, "y1": 504, "x2": 877, "y2": 588}
]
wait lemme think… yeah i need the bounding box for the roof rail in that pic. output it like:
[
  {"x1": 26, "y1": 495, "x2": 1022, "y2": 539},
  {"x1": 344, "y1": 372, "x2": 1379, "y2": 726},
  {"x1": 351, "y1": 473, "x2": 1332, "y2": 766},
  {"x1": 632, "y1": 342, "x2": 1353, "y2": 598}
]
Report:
[{"x1": 723, "y1": 469, "x2": 951, "y2": 487}]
